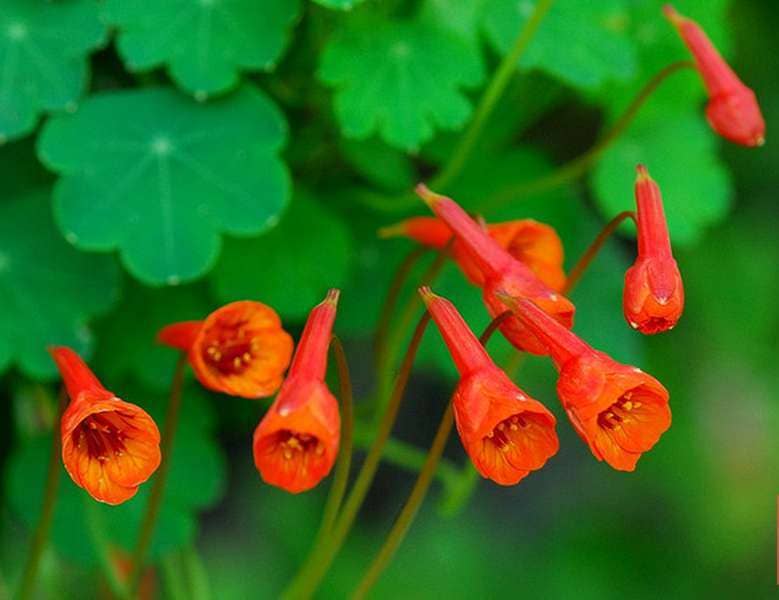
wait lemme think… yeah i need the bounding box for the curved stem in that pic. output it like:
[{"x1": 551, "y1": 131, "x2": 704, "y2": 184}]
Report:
[
  {"x1": 563, "y1": 210, "x2": 636, "y2": 294},
  {"x1": 432, "y1": 0, "x2": 557, "y2": 191},
  {"x1": 282, "y1": 313, "x2": 432, "y2": 600},
  {"x1": 17, "y1": 388, "x2": 66, "y2": 600},
  {"x1": 374, "y1": 246, "x2": 429, "y2": 372},
  {"x1": 481, "y1": 60, "x2": 695, "y2": 212},
  {"x1": 128, "y1": 353, "x2": 187, "y2": 592},
  {"x1": 312, "y1": 335, "x2": 355, "y2": 545},
  {"x1": 348, "y1": 315, "x2": 512, "y2": 597},
  {"x1": 374, "y1": 248, "x2": 449, "y2": 422}
]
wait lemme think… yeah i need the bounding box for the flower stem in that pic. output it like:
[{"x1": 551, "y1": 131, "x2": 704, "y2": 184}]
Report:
[
  {"x1": 128, "y1": 353, "x2": 187, "y2": 592},
  {"x1": 312, "y1": 335, "x2": 355, "y2": 545},
  {"x1": 481, "y1": 60, "x2": 695, "y2": 212},
  {"x1": 282, "y1": 313, "x2": 432, "y2": 600},
  {"x1": 348, "y1": 314, "x2": 511, "y2": 597},
  {"x1": 17, "y1": 388, "x2": 66, "y2": 600},
  {"x1": 563, "y1": 210, "x2": 636, "y2": 294},
  {"x1": 374, "y1": 246, "x2": 429, "y2": 372},
  {"x1": 432, "y1": 0, "x2": 557, "y2": 191}
]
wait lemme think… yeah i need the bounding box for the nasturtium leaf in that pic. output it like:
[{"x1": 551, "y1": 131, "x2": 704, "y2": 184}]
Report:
[
  {"x1": 593, "y1": 105, "x2": 732, "y2": 246},
  {"x1": 211, "y1": 192, "x2": 352, "y2": 321},
  {"x1": 104, "y1": 0, "x2": 301, "y2": 97},
  {"x1": 312, "y1": 0, "x2": 366, "y2": 9},
  {"x1": 0, "y1": 0, "x2": 106, "y2": 142},
  {"x1": 482, "y1": 0, "x2": 637, "y2": 91},
  {"x1": 420, "y1": 0, "x2": 486, "y2": 52},
  {"x1": 5, "y1": 383, "x2": 226, "y2": 565},
  {"x1": 340, "y1": 137, "x2": 416, "y2": 192},
  {"x1": 0, "y1": 190, "x2": 119, "y2": 379},
  {"x1": 319, "y1": 20, "x2": 484, "y2": 151},
  {"x1": 38, "y1": 86, "x2": 290, "y2": 286},
  {"x1": 94, "y1": 280, "x2": 212, "y2": 391}
]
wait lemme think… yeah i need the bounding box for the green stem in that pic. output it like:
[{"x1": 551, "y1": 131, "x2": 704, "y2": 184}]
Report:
[
  {"x1": 350, "y1": 404, "x2": 454, "y2": 600},
  {"x1": 312, "y1": 335, "x2": 355, "y2": 545},
  {"x1": 17, "y1": 388, "x2": 66, "y2": 600},
  {"x1": 563, "y1": 210, "x2": 636, "y2": 294},
  {"x1": 83, "y1": 497, "x2": 130, "y2": 599},
  {"x1": 128, "y1": 353, "x2": 187, "y2": 592},
  {"x1": 481, "y1": 60, "x2": 695, "y2": 213},
  {"x1": 351, "y1": 429, "x2": 461, "y2": 490},
  {"x1": 373, "y1": 246, "x2": 428, "y2": 373},
  {"x1": 348, "y1": 314, "x2": 514, "y2": 596},
  {"x1": 432, "y1": 0, "x2": 556, "y2": 191},
  {"x1": 282, "y1": 313, "x2": 432, "y2": 600}
]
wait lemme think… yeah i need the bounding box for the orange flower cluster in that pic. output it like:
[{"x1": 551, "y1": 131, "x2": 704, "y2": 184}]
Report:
[{"x1": 44, "y1": 5, "x2": 762, "y2": 505}]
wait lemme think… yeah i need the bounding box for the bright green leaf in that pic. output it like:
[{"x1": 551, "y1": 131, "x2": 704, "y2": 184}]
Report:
[
  {"x1": 593, "y1": 106, "x2": 733, "y2": 245},
  {"x1": 483, "y1": 0, "x2": 637, "y2": 90},
  {"x1": 104, "y1": 0, "x2": 301, "y2": 97},
  {"x1": 0, "y1": 190, "x2": 119, "y2": 379},
  {"x1": 94, "y1": 279, "x2": 212, "y2": 391},
  {"x1": 340, "y1": 137, "x2": 416, "y2": 192},
  {"x1": 38, "y1": 86, "x2": 291, "y2": 286},
  {"x1": 0, "y1": 0, "x2": 106, "y2": 142},
  {"x1": 5, "y1": 383, "x2": 226, "y2": 565},
  {"x1": 319, "y1": 20, "x2": 483, "y2": 151},
  {"x1": 312, "y1": 0, "x2": 366, "y2": 9},
  {"x1": 211, "y1": 192, "x2": 353, "y2": 321}
]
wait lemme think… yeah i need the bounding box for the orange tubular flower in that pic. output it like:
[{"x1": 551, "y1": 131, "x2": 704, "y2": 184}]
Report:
[
  {"x1": 158, "y1": 300, "x2": 294, "y2": 398},
  {"x1": 253, "y1": 290, "x2": 341, "y2": 493},
  {"x1": 49, "y1": 347, "x2": 161, "y2": 505},
  {"x1": 664, "y1": 4, "x2": 765, "y2": 146},
  {"x1": 420, "y1": 287, "x2": 558, "y2": 485},
  {"x1": 416, "y1": 184, "x2": 575, "y2": 355},
  {"x1": 499, "y1": 295, "x2": 671, "y2": 472},
  {"x1": 379, "y1": 216, "x2": 566, "y2": 291},
  {"x1": 624, "y1": 165, "x2": 684, "y2": 334}
]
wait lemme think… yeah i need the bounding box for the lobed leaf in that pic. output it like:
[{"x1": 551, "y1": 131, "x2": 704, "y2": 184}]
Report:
[{"x1": 38, "y1": 86, "x2": 291, "y2": 286}]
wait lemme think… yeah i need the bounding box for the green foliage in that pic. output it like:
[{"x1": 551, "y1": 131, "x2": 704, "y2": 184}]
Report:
[
  {"x1": 0, "y1": 0, "x2": 106, "y2": 142},
  {"x1": 593, "y1": 105, "x2": 732, "y2": 245},
  {"x1": 319, "y1": 19, "x2": 483, "y2": 151},
  {"x1": 313, "y1": 0, "x2": 367, "y2": 9},
  {"x1": 0, "y1": 190, "x2": 119, "y2": 379},
  {"x1": 211, "y1": 191, "x2": 353, "y2": 321},
  {"x1": 483, "y1": 0, "x2": 637, "y2": 90},
  {"x1": 38, "y1": 86, "x2": 290, "y2": 285},
  {"x1": 5, "y1": 384, "x2": 226, "y2": 564},
  {"x1": 104, "y1": 0, "x2": 301, "y2": 97}
]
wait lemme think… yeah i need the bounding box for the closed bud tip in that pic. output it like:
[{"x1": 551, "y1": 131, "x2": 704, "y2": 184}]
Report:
[
  {"x1": 418, "y1": 286, "x2": 436, "y2": 306},
  {"x1": 324, "y1": 288, "x2": 340, "y2": 306},
  {"x1": 662, "y1": 4, "x2": 683, "y2": 25},
  {"x1": 635, "y1": 164, "x2": 651, "y2": 182},
  {"x1": 415, "y1": 183, "x2": 444, "y2": 208}
]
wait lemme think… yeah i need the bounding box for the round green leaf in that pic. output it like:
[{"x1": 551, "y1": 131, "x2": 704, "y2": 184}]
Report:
[
  {"x1": 483, "y1": 0, "x2": 637, "y2": 90},
  {"x1": 312, "y1": 0, "x2": 366, "y2": 9},
  {"x1": 37, "y1": 86, "x2": 291, "y2": 286},
  {"x1": 211, "y1": 192, "x2": 353, "y2": 321},
  {"x1": 0, "y1": 190, "x2": 120, "y2": 379},
  {"x1": 104, "y1": 0, "x2": 301, "y2": 97},
  {"x1": 319, "y1": 20, "x2": 484, "y2": 151},
  {"x1": 593, "y1": 106, "x2": 733, "y2": 245},
  {"x1": 0, "y1": 0, "x2": 106, "y2": 142}
]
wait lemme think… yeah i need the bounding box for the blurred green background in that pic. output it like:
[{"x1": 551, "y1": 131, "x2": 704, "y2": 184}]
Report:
[{"x1": 1, "y1": 0, "x2": 777, "y2": 598}]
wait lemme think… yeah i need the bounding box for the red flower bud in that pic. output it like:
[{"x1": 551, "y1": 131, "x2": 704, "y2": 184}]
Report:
[
  {"x1": 624, "y1": 165, "x2": 684, "y2": 334},
  {"x1": 380, "y1": 216, "x2": 566, "y2": 291},
  {"x1": 498, "y1": 296, "x2": 671, "y2": 472},
  {"x1": 416, "y1": 184, "x2": 574, "y2": 355},
  {"x1": 420, "y1": 288, "x2": 558, "y2": 485},
  {"x1": 49, "y1": 347, "x2": 161, "y2": 505},
  {"x1": 253, "y1": 290, "x2": 341, "y2": 493},
  {"x1": 158, "y1": 301, "x2": 294, "y2": 399},
  {"x1": 664, "y1": 4, "x2": 765, "y2": 146}
]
